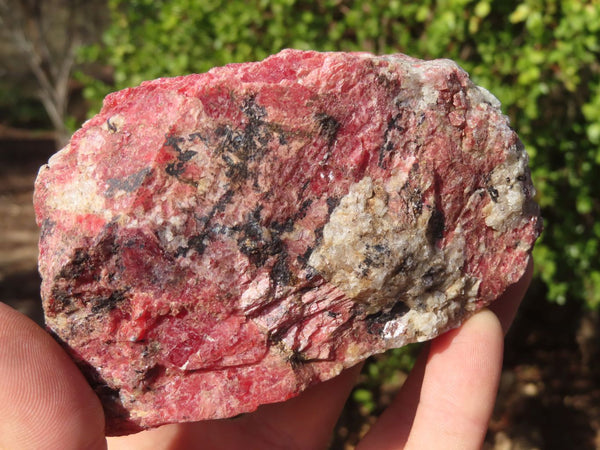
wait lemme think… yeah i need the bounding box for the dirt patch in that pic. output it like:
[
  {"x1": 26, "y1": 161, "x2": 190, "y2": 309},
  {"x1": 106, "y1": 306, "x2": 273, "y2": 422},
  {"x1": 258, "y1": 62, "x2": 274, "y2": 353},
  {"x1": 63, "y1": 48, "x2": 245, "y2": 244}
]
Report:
[
  {"x1": 0, "y1": 137, "x2": 55, "y2": 324},
  {"x1": 485, "y1": 288, "x2": 600, "y2": 449}
]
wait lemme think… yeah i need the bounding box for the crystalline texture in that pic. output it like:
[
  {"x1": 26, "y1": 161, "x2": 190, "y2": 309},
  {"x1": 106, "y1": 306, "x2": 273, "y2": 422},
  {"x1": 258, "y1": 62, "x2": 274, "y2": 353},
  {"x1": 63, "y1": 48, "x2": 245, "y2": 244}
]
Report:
[{"x1": 34, "y1": 50, "x2": 541, "y2": 435}]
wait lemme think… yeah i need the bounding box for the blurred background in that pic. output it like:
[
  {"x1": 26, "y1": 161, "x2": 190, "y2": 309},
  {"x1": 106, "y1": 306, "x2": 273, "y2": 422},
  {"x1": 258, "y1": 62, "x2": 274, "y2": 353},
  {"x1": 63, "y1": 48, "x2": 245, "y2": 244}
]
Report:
[{"x1": 1, "y1": 0, "x2": 599, "y2": 448}]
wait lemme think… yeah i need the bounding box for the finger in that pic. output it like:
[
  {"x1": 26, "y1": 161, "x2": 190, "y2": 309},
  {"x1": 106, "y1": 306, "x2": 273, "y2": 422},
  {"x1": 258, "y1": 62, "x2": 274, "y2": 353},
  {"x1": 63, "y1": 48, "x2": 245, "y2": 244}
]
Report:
[
  {"x1": 0, "y1": 302, "x2": 106, "y2": 450},
  {"x1": 106, "y1": 423, "x2": 183, "y2": 450},
  {"x1": 489, "y1": 256, "x2": 533, "y2": 334},
  {"x1": 107, "y1": 363, "x2": 363, "y2": 450},
  {"x1": 403, "y1": 310, "x2": 503, "y2": 449},
  {"x1": 358, "y1": 310, "x2": 503, "y2": 450},
  {"x1": 240, "y1": 362, "x2": 364, "y2": 449},
  {"x1": 358, "y1": 256, "x2": 533, "y2": 449}
]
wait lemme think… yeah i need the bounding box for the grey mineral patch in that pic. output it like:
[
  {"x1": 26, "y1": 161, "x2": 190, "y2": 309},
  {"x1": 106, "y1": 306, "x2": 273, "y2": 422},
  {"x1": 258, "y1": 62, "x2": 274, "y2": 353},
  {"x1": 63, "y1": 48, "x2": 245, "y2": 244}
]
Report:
[
  {"x1": 483, "y1": 141, "x2": 537, "y2": 234},
  {"x1": 308, "y1": 176, "x2": 480, "y2": 339}
]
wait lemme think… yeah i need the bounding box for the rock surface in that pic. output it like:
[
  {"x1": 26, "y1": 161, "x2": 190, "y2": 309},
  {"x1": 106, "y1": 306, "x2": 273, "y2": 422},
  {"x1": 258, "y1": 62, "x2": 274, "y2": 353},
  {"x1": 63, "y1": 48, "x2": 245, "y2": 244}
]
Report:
[{"x1": 34, "y1": 49, "x2": 541, "y2": 435}]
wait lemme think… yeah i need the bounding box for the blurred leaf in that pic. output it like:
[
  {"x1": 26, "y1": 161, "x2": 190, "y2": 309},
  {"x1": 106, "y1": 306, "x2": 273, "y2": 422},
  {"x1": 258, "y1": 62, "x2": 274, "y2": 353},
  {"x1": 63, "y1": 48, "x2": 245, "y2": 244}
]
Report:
[{"x1": 509, "y1": 4, "x2": 530, "y2": 23}]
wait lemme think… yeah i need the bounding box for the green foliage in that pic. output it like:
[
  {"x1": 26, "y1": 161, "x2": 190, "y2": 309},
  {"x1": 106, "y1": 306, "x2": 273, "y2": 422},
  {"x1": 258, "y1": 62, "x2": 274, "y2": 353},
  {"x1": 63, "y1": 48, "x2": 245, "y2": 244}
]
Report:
[
  {"x1": 353, "y1": 344, "x2": 421, "y2": 414},
  {"x1": 80, "y1": 0, "x2": 600, "y2": 312}
]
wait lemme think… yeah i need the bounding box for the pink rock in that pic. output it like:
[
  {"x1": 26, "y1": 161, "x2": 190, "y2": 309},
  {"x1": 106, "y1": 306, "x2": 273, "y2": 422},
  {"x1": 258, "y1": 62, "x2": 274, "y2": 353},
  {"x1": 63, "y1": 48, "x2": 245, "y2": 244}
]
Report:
[{"x1": 34, "y1": 50, "x2": 541, "y2": 435}]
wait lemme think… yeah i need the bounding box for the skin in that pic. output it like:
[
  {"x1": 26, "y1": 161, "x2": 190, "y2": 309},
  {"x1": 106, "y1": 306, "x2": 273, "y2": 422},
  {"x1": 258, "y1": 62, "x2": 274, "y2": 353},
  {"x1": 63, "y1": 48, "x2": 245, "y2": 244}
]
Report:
[{"x1": 0, "y1": 259, "x2": 533, "y2": 450}]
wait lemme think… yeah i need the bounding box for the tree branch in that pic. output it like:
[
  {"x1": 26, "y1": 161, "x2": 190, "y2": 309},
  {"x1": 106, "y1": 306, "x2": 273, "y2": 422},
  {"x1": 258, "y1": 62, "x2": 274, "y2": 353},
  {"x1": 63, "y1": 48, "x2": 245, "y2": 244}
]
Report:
[
  {"x1": 0, "y1": 0, "x2": 85, "y2": 148},
  {"x1": 31, "y1": 0, "x2": 60, "y2": 81}
]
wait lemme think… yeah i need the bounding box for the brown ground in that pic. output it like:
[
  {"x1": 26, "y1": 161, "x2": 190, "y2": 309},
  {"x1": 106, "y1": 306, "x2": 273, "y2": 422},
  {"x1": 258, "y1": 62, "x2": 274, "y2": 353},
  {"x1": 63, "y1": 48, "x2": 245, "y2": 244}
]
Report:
[
  {"x1": 1, "y1": 137, "x2": 599, "y2": 449},
  {"x1": 0, "y1": 136, "x2": 54, "y2": 325}
]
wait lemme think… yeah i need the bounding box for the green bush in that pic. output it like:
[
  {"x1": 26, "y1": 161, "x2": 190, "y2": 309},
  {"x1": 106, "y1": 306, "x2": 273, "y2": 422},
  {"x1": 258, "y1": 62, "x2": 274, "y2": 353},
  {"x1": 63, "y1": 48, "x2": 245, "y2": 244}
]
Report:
[{"x1": 80, "y1": 0, "x2": 600, "y2": 311}]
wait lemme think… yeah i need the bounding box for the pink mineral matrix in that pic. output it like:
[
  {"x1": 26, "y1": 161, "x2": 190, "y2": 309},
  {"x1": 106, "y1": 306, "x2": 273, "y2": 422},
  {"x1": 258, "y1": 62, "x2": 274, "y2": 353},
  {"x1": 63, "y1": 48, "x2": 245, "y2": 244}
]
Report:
[{"x1": 34, "y1": 50, "x2": 541, "y2": 435}]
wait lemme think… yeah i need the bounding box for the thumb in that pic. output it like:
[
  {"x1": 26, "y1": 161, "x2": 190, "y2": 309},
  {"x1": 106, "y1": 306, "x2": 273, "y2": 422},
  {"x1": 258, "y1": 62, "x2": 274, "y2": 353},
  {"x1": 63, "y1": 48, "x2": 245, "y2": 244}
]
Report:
[{"x1": 0, "y1": 302, "x2": 106, "y2": 450}]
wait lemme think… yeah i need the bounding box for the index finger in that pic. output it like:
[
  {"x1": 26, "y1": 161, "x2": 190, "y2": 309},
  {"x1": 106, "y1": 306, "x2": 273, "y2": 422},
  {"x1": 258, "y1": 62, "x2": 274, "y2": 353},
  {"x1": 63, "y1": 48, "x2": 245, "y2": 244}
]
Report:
[{"x1": 357, "y1": 256, "x2": 534, "y2": 449}]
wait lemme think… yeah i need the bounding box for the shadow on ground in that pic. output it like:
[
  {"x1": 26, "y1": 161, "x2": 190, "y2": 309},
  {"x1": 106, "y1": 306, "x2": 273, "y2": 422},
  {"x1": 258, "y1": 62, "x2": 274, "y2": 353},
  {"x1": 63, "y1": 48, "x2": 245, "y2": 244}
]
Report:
[
  {"x1": 0, "y1": 137, "x2": 55, "y2": 326},
  {"x1": 1, "y1": 269, "x2": 44, "y2": 325}
]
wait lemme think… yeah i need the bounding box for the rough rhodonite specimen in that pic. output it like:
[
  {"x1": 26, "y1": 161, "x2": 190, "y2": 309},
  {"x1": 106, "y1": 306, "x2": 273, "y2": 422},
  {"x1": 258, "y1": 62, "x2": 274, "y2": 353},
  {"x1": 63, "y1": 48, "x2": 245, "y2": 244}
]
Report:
[{"x1": 34, "y1": 49, "x2": 541, "y2": 435}]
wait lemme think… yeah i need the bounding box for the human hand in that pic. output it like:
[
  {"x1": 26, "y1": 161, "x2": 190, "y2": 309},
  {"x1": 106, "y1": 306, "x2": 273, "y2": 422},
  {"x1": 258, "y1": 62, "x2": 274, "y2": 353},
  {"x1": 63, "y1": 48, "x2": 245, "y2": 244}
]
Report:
[{"x1": 0, "y1": 259, "x2": 532, "y2": 450}]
